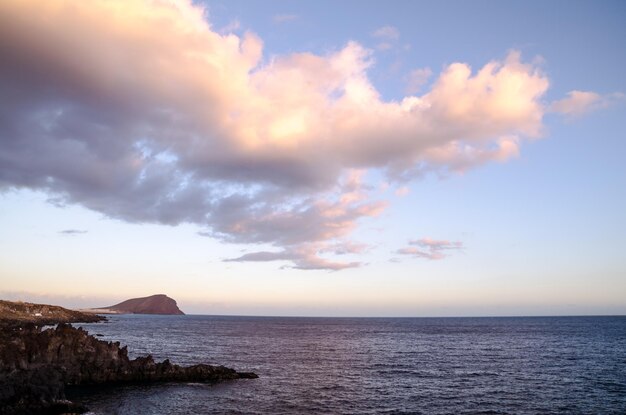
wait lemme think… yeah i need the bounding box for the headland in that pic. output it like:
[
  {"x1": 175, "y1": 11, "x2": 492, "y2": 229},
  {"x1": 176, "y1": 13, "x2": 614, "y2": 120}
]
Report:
[{"x1": 0, "y1": 299, "x2": 257, "y2": 414}]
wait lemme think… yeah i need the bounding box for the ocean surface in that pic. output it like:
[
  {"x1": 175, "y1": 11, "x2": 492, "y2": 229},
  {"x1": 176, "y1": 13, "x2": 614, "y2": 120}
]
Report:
[{"x1": 73, "y1": 315, "x2": 626, "y2": 414}]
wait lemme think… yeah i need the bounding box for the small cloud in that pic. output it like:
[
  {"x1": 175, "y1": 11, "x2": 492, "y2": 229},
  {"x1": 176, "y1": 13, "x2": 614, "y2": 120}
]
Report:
[
  {"x1": 273, "y1": 14, "x2": 298, "y2": 23},
  {"x1": 197, "y1": 231, "x2": 212, "y2": 237},
  {"x1": 405, "y1": 67, "x2": 432, "y2": 94},
  {"x1": 224, "y1": 244, "x2": 362, "y2": 271},
  {"x1": 550, "y1": 90, "x2": 624, "y2": 117},
  {"x1": 319, "y1": 241, "x2": 371, "y2": 255},
  {"x1": 395, "y1": 186, "x2": 410, "y2": 197},
  {"x1": 59, "y1": 229, "x2": 87, "y2": 235},
  {"x1": 410, "y1": 238, "x2": 463, "y2": 250},
  {"x1": 293, "y1": 259, "x2": 360, "y2": 271},
  {"x1": 372, "y1": 26, "x2": 400, "y2": 51},
  {"x1": 225, "y1": 250, "x2": 292, "y2": 262},
  {"x1": 396, "y1": 237, "x2": 463, "y2": 260},
  {"x1": 550, "y1": 90, "x2": 600, "y2": 116},
  {"x1": 397, "y1": 246, "x2": 445, "y2": 260},
  {"x1": 372, "y1": 25, "x2": 399, "y2": 40}
]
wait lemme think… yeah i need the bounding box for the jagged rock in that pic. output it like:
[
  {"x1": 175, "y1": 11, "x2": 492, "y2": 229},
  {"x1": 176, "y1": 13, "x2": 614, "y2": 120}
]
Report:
[{"x1": 0, "y1": 323, "x2": 257, "y2": 414}]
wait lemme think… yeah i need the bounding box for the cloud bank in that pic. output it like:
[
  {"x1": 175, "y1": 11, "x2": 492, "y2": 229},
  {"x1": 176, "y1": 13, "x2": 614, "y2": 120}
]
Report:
[{"x1": 0, "y1": 0, "x2": 563, "y2": 269}]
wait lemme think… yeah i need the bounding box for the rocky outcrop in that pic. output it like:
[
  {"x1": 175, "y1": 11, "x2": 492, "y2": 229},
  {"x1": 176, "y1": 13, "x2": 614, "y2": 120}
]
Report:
[
  {"x1": 0, "y1": 323, "x2": 257, "y2": 414},
  {"x1": 103, "y1": 294, "x2": 185, "y2": 315},
  {"x1": 0, "y1": 299, "x2": 105, "y2": 326}
]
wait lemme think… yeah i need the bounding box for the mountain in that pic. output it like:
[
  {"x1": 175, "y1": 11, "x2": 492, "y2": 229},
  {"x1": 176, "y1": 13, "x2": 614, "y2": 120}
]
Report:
[{"x1": 105, "y1": 294, "x2": 184, "y2": 315}]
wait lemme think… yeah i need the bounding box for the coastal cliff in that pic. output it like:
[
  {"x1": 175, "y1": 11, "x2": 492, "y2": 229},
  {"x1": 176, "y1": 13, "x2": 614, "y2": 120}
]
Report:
[{"x1": 0, "y1": 300, "x2": 257, "y2": 414}]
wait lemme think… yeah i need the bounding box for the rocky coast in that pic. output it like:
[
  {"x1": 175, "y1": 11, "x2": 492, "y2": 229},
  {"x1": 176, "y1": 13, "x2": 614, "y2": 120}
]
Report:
[{"x1": 0, "y1": 300, "x2": 257, "y2": 414}]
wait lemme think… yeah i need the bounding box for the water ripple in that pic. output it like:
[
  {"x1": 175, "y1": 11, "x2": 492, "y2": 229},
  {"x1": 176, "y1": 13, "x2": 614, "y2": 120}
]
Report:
[{"x1": 72, "y1": 316, "x2": 626, "y2": 414}]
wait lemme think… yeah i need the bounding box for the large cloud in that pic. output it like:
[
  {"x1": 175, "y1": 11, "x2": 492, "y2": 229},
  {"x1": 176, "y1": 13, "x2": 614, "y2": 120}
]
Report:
[{"x1": 0, "y1": 0, "x2": 554, "y2": 269}]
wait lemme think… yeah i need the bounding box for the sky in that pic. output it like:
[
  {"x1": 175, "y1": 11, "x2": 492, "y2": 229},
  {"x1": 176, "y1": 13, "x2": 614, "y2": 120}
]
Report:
[{"x1": 0, "y1": 0, "x2": 625, "y2": 316}]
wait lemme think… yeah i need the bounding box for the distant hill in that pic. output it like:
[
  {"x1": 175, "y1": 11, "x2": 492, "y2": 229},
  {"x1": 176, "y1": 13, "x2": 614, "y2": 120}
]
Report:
[{"x1": 104, "y1": 294, "x2": 184, "y2": 315}]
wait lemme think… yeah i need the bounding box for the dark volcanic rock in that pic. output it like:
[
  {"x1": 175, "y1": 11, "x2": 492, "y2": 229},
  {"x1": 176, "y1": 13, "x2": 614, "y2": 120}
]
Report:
[
  {"x1": 105, "y1": 294, "x2": 185, "y2": 315},
  {"x1": 0, "y1": 323, "x2": 257, "y2": 414},
  {"x1": 0, "y1": 299, "x2": 105, "y2": 326}
]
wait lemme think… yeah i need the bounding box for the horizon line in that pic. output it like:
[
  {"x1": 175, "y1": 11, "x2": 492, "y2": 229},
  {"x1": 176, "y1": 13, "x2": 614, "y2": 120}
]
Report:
[{"x1": 109, "y1": 313, "x2": 626, "y2": 319}]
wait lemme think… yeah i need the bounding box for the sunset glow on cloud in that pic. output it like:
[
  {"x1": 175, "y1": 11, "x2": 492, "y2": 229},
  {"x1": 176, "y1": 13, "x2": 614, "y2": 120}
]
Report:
[
  {"x1": 550, "y1": 90, "x2": 624, "y2": 117},
  {"x1": 0, "y1": 0, "x2": 624, "y2": 317},
  {"x1": 0, "y1": 0, "x2": 616, "y2": 272}
]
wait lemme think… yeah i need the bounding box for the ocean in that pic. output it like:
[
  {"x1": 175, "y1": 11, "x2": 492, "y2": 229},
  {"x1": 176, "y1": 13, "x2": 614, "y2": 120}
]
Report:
[{"x1": 73, "y1": 315, "x2": 626, "y2": 414}]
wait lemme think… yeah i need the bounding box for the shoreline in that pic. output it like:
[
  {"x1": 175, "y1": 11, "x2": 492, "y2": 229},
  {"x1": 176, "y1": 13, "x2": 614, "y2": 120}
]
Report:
[
  {"x1": 0, "y1": 300, "x2": 257, "y2": 415},
  {"x1": 77, "y1": 308, "x2": 123, "y2": 315}
]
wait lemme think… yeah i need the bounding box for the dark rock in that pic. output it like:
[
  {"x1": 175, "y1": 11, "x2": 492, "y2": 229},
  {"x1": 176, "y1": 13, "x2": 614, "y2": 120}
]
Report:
[
  {"x1": 0, "y1": 323, "x2": 257, "y2": 414},
  {"x1": 0, "y1": 299, "x2": 105, "y2": 326},
  {"x1": 237, "y1": 372, "x2": 260, "y2": 379}
]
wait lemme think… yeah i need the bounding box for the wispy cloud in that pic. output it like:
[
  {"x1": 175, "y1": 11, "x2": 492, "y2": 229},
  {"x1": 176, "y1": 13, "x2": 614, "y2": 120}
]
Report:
[
  {"x1": 273, "y1": 14, "x2": 298, "y2": 23},
  {"x1": 225, "y1": 245, "x2": 360, "y2": 271},
  {"x1": 371, "y1": 25, "x2": 400, "y2": 51},
  {"x1": 372, "y1": 25, "x2": 400, "y2": 40},
  {"x1": 550, "y1": 90, "x2": 624, "y2": 117},
  {"x1": 219, "y1": 19, "x2": 240, "y2": 33},
  {"x1": 320, "y1": 241, "x2": 371, "y2": 255},
  {"x1": 59, "y1": 229, "x2": 88, "y2": 235},
  {"x1": 405, "y1": 67, "x2": 433, "y2": 94},
  {"x1": 396, "y1": 238, "x2": 463, "y2": 260},
  {"x1": 394, "y1": 186, "x2": 410, "y2": 197},
  {"x1": 0, "y1": 0, "x2": 597, "y2": 270},
  {"x1": 220, "y1": 171, "x2": 384, "y2": 270}
]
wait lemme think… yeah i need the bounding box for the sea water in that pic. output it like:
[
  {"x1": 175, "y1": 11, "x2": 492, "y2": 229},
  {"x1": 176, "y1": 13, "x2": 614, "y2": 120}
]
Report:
[{"x1": 72, "y1": 315, "x2": 626, "y2": 414}]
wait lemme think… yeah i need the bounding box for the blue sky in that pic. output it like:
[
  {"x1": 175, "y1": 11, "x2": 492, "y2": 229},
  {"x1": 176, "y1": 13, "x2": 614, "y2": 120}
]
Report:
[{"x1": 0, "y1": 0, "x2": 624, "y2": 316}]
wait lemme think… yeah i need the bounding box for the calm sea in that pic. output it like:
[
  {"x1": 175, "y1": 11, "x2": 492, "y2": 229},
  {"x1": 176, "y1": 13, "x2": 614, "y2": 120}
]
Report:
[{"x1": 73, "y1": 315, "x2": 626, "y2": 414}]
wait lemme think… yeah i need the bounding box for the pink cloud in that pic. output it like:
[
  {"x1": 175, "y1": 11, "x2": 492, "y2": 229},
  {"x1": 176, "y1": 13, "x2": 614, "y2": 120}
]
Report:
[
  {"x1": 0, "y1": 0, "x2": 598, "y2": 270},
  {"x1": 405, "y1": 68, "x2": 433, "y2": 94},
  {"x1": 396, "y1": 247, "x2": 446, "y2": 260},
  {"x1": 550, "y1": 90, "x2": 623, "y2": 117},
  {"x1": 395, "y1": 186, "x2": 410, "y2": 197},
  {"x1": 396, "y1": 238, "x2": 464, "y2": 260}
]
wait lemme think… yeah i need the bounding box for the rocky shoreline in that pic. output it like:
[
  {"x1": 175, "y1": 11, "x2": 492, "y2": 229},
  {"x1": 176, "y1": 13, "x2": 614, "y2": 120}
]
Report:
[
  {"x1": 0, "y1": 301, "x2": 257, "y2": 414},
  {"x1": 0, "y1": 299, "x2": 106, "y2": 327}
]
